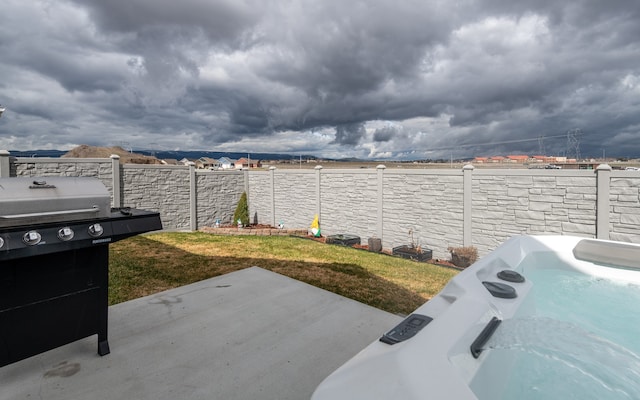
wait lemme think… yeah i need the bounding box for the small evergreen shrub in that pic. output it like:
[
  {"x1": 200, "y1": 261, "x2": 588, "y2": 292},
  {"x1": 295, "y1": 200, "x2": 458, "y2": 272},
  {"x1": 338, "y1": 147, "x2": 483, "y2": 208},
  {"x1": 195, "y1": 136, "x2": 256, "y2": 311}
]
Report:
[{"x1": 233, "y1": 192, "x2": 249, "y2": 227}]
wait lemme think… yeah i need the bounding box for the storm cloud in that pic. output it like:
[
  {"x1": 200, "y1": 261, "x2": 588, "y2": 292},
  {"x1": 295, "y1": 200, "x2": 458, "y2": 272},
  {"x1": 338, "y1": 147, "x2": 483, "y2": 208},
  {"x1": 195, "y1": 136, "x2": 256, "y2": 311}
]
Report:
[{"x1": 1, "y1": 0, "x2": 640, "y2": 159}]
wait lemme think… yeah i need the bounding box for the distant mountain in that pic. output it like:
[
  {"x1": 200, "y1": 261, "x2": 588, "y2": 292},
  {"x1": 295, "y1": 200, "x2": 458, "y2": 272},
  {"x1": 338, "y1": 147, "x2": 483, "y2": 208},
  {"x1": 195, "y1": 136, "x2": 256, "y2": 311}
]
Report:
[
  {"x1": 8, "y1": 148, "x2": 320, "y2": 162},
  {"x1": 9, "y1": 149, "x2": 67, "y2": 157},
  {"x1": 63, "y1": 145, "x2": 161, "y2": 164},
  {"x1": 135, "y1": 149, "x2": 319, "y2": 161}
]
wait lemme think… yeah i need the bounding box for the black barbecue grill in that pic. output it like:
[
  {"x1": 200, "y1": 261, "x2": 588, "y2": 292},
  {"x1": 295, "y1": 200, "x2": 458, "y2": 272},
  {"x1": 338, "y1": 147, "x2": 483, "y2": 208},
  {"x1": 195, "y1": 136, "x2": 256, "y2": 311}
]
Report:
[{"x1": 0, "y1": 177, "x2": 162, "y2": 367}]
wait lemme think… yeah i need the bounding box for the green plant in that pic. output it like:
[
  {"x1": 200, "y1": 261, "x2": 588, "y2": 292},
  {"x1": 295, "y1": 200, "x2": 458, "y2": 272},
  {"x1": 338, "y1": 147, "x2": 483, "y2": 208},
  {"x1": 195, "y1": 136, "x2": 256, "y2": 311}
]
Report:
[{"x1": 233, "y1": 192, "x2": 249, "y2": 227}]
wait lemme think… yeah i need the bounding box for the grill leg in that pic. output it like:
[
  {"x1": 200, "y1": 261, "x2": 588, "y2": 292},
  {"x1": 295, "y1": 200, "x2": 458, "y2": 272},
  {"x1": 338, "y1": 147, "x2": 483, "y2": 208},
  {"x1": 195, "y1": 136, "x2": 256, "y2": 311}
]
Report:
[{"x1": 98, "y1": 340, "x2": 110, "y2": 356}]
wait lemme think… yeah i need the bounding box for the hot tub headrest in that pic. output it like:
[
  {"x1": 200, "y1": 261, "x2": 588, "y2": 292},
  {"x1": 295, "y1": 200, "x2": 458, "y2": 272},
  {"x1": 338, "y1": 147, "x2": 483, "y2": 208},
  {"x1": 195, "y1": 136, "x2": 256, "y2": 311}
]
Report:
[
  {"x1": 573, "y1": 239, "x2": 640, "y2": 270},
  {"x1": 497, "y1": 270, "x2": 525, "y2": 283},
  {"x1": 482, "y1": 281, "x2": 517, "y2": 299}
]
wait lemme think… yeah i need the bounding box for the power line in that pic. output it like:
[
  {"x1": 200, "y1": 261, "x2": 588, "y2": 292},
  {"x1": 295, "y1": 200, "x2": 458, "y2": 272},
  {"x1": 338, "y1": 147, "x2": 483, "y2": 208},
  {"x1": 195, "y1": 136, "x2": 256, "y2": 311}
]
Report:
[{"x1": 397, "y1": 132, "x2": 576, "y2": 154}]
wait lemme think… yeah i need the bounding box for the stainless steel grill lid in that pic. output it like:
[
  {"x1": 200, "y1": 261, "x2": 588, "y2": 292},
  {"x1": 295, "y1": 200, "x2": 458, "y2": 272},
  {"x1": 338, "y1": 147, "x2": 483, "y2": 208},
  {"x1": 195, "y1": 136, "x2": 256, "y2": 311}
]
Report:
[{"x1": 0, "y1": 177, "x2": 111, "y2": 227}]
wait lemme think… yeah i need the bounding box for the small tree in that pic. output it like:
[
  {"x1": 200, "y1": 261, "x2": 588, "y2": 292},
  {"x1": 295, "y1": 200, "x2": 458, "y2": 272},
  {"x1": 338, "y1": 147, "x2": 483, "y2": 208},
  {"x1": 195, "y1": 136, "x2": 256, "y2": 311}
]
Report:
[{"x1": 233, "y1": 192, "x2": 249, "y2": 227}]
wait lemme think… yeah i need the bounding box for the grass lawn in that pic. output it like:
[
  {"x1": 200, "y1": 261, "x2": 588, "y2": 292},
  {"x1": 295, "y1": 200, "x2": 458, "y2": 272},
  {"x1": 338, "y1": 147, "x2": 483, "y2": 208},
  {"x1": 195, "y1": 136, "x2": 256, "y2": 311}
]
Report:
[{"x1": 109, "y1": 232, "x2": 458, "y2": 315}]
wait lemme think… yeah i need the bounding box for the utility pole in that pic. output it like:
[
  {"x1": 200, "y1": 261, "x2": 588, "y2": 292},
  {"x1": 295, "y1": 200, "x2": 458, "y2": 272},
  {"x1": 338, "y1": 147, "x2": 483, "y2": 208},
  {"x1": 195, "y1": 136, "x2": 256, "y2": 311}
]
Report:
[
  {"x1": 566, "y1": 129, "x2": 582, "y2": 160},
  {"x1": 538, "y1": 135, "x2": 546, "y2": 155}
]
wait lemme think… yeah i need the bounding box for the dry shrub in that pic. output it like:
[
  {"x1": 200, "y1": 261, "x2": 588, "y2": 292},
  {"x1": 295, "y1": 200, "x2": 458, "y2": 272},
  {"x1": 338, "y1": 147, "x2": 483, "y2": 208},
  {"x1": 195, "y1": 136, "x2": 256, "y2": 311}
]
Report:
[{"x1": 447, "y1": 246, "x2": 478, "y2": 268}]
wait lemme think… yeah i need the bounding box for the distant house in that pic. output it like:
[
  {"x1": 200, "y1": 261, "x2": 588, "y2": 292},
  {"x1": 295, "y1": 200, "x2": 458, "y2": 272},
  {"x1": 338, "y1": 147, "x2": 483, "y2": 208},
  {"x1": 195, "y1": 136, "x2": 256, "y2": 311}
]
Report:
[
  {"x1": 178, "y1": 158, "x2": 192, "y2": 165},
  {"x1": 506, "y1": 155, "x2": 529, "y2": 163},
  {"x1": 218, "y1": 157, "x2": 234, "y2": 169},
  {"x1": 473, "y1": 157, "x2": 489, "y2": 163},
  {"x1": 197, "y1": 157, "x2": 220, "y2": 169},
  {"x1": 531, "y1": 155, "x2": 546, "y2": 163},
  {"x1": 160, "y1": 159, "x2": 179, "y2": 165},
  {"x1": 235, "y1": 157, "x2": 249, "y2": 169},
  {"x1": 234, "y1": 157, "x2": 262, "y2": 169},
  {"x1": 532, "y1": 155, "x2": 557, "y2": 163},
  {"x1": 489, "y1": 156, "x2": 505, "y2": 163}
]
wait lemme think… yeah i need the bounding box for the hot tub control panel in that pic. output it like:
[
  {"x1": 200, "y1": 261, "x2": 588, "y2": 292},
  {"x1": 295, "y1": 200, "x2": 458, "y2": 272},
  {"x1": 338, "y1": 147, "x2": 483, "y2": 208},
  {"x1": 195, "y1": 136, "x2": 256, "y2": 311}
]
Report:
[{"x1": 380, "y1": 314, "x2": 433, "y2": 345}]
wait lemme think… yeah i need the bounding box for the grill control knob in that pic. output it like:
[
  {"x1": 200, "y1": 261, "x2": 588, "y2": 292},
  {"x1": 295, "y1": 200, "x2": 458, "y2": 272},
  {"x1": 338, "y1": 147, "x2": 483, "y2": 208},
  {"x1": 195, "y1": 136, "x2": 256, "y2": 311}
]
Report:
[
  {"x1": 57, "y1": 227, "x2": 75, "y2": 241},
  {"x1": 88, "y1": 223, "x2": 104, "y2": 237},
  {"x1": 23, "y1": 230, "x2": 42, "y2": 246}
]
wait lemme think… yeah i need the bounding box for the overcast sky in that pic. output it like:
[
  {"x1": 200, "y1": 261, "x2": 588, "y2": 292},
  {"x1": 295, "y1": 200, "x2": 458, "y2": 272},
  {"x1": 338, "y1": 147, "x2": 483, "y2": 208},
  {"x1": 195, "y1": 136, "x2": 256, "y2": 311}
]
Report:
[{"x1": 1, "y1": 0, "x2": 640, "y2": 159}]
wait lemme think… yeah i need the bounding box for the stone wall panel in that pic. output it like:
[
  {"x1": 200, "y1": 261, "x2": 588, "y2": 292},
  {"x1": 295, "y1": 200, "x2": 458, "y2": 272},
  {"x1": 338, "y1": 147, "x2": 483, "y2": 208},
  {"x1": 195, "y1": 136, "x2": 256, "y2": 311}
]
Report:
[{"x1": 7, "y1": 155, "x2": 640, "y2": 258}]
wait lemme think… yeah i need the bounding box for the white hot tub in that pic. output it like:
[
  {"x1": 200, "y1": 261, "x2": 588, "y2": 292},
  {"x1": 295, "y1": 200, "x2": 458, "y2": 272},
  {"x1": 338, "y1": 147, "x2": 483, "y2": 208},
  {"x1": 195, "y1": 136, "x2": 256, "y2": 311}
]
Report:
[{"x1": 311, "y1": 235, "x2": 640, "y2": 400}]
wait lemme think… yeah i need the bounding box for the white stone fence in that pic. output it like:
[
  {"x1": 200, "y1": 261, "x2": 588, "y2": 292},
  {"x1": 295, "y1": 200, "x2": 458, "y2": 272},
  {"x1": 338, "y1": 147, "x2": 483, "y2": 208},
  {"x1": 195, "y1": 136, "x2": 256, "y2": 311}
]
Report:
[
  {"x1": 250, "y1": 164, "x2": 640, "y2": 258},
  {"x1": 2, "y1": 150, "x2": 639, "y2": 258}
]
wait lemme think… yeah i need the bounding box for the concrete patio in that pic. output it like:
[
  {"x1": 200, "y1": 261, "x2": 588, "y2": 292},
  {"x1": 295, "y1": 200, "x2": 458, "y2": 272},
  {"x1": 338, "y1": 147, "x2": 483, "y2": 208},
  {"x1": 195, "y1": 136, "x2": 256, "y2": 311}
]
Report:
[{"x1": 1, "y1": 267, "x2": 401, "y2": 400}]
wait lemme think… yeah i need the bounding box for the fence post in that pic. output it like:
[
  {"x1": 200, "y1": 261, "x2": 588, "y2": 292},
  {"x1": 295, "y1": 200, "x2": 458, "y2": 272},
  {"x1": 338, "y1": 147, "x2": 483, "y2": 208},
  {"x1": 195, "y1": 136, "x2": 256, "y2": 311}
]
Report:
[
  {"x1": 110, "y1": 154, "x2": 121, "y2": 207},
  {"x1": 463, "y1": 164, "x2": 474, "y2": 246},
  {"x1": 376, "y1": 164, "x2": 386, "y2": 241},
  {"x1": 596, "y1": 163, "x2": 611, "y2": 240},
  {"x1": 0, "y1": 150, "x2": 10, "y2": 177},
  {"x1": 188, "y1": 162, "x2": 197, "y2": 231},
  {"x1": 243, "y1": 167, "x2": 250, "y2": 215},
  {"x1": 315, "y1": 165, "x2": 323, "y2": 224},
  {"x1": 269, "y1": 166, "x2": 277, "y2": 227}
]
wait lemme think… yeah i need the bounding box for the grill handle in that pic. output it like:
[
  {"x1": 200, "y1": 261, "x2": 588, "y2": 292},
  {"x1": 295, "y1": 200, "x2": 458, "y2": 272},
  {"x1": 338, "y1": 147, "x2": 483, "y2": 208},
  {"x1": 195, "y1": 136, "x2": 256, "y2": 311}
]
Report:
[{"x1": 0, "y1": 207, "x2": 101, "y2": 220}]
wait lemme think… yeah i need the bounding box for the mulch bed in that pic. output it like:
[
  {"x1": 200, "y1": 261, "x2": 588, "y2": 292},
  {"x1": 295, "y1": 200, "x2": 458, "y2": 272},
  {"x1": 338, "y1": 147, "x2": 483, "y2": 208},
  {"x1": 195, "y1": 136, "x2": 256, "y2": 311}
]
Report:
[
  {"x1": 306, "y1": 235, "x2": 462, "y2": 269},
  {"x1": 200, "y1": 224, "x2": 307, "y2": 236}
]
